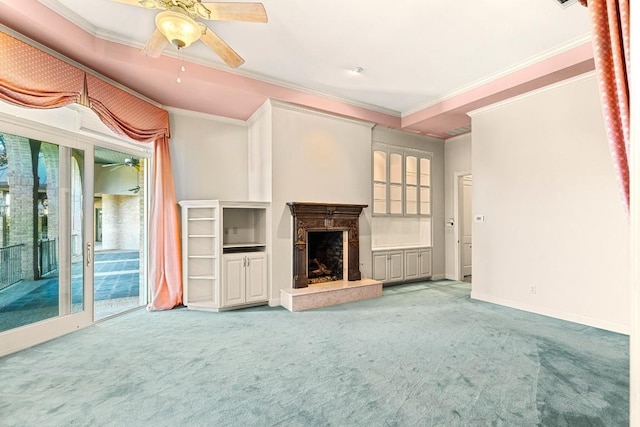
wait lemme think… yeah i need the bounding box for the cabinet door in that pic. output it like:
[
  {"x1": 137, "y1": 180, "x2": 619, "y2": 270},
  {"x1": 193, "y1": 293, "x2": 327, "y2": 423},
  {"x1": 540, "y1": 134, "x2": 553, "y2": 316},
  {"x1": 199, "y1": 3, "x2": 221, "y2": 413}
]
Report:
[
  {"x1": 372, "y1": 150, "x2": 388, "y2": 215},
  {"x1": 419, "y1": 157, "x2": 431, "y2": 216},
  {"x1": 222, "y1": 255, "x2": 245, "y2": 306},
  {"x1": 389, "y1": 151, "x2": 403, "y2": 215},
  {"x1": 388, "y1": 251, "x2": 404, "y2": 282},
  {"x1": 372, "y1": 252, "x2": 389, "y2": 282},
  {"x1": 245, "y1": 253, "x2": 268, "y2": 303},
  {"x1": 419, "y1": 249, "x2": 432, "y2": 278},
  {"x1": 405, "y1": 155, "x2": 418, "y2": 215},
  {"x1": 404, "y1": 250, "x2": 419, "y2": 280}
]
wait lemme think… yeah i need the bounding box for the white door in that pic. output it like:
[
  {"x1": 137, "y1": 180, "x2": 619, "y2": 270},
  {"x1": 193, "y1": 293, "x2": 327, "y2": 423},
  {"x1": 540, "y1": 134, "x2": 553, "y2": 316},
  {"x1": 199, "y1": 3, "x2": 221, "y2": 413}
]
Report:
[
  {"x1": 245, "y1": 253, "x2": 267, "y2": 302},
  {"x1": 461, "y1": 176, "x2": 473, "y2": 278},
  {"x1": 222, "y1": 254, "x2": 245, "y2": 306}
]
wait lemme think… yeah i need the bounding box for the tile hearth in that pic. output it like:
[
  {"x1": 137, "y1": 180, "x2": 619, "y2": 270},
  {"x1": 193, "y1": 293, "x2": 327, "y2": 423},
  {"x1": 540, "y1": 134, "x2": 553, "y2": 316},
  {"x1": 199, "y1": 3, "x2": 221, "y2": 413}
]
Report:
[{"x1": 280, "y1": 279, "x2": 382, "y2": 312}]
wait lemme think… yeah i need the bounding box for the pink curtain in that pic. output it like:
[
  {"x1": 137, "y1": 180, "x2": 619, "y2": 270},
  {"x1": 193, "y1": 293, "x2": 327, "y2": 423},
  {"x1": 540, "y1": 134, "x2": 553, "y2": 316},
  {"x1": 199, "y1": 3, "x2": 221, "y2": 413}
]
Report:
[
  {"x1": 580, "y1": 0, "x2": 630, "y2": 213},
  {"x1": 85, "y1": 75, "x2": 182, "y2": 310},
  {"x1": 0, "y1": 32, "x2": 84, "y2": 108},
  {"x1": 0, "y1": 31, "x2": 183, "y2": 310}
]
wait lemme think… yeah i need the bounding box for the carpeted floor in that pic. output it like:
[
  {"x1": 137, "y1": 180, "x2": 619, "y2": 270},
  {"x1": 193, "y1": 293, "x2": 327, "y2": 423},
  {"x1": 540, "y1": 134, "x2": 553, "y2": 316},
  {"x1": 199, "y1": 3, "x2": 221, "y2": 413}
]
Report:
[{"x1": 0, "y1": 280, "x2": 629, "y2": 426}]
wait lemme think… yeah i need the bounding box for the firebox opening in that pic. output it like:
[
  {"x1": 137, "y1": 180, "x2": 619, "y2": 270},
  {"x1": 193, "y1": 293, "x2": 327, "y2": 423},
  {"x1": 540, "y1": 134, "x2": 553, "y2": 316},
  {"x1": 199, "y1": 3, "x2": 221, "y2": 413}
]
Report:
[{"x1": 307, "y1": 231, "x2": 344, "y2": 284}]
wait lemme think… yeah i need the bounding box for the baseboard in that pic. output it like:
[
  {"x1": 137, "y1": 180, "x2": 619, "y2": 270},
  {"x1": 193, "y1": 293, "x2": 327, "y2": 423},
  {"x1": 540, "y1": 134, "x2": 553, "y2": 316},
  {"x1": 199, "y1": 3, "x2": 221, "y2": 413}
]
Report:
[
  {"x1": 268, "y1": 297, "x2": 281, "y2": 308},
  {"x1": 470, "y1": 291, "x2": 630, "y2": 335},
  {"x1": 431, "y1": 273, "x2": 446, "y2": 281}
]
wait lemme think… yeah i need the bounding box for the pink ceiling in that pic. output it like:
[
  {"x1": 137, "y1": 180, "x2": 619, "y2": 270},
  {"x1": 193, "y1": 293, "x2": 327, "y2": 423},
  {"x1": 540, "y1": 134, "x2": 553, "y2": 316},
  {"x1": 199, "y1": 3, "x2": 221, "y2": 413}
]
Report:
[{"x1": 0, "y1": 0, "x2": 594, "y2": 138}]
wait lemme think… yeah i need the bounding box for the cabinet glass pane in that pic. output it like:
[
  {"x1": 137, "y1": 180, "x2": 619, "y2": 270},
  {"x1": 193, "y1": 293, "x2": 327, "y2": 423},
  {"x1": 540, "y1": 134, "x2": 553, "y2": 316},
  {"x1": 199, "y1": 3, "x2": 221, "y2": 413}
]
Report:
[
  {"x1": 373, "y1": 183, "x2": 386, "y2": 214},
  {"x1": 406, "y1": 156, "x2": 417, "y2": 185},
  {"x1": 406, "y1": 186, "x2": 417, "y2": 215},
  {"x1": 390, "y1": 184, "x2": 402, "y2": 214},
  {"x1": 389, "y1": 153, "x2": 402, "y2": 184},
  {"x1": 420, "y1": 188, "x2": 431, "y2": 215},
  {"x1": 420, "y1": 158, "x2": 431, "y2": 186},
  {"x1": 373, "y1": 150, "x2": 387, "y2": 182}
]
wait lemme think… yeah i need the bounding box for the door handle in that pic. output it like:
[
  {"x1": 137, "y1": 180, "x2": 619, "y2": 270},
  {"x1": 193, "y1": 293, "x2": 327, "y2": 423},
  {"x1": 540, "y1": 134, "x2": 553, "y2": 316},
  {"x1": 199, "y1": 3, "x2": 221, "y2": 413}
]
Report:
[
  {"x1": 86, "y1": 242, "x2": 92, "y2": 266},
  {"x1": 247, "y1": 257, "x2": 251, "y2": 267}
]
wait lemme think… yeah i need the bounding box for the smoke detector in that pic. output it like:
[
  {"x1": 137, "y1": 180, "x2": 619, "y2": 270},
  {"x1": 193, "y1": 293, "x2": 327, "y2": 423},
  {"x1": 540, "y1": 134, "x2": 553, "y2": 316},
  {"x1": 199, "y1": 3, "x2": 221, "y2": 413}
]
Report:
[{"x1": 552, "y1": 0, "x2": 578, "y2": 8}]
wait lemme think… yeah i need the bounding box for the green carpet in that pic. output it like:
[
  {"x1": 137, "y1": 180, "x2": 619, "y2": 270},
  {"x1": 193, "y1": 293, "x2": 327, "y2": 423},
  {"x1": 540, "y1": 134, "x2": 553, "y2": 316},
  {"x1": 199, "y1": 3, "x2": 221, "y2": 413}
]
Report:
[{"x1": 0, "y1": 281, "x2": 629, "y2": 426}]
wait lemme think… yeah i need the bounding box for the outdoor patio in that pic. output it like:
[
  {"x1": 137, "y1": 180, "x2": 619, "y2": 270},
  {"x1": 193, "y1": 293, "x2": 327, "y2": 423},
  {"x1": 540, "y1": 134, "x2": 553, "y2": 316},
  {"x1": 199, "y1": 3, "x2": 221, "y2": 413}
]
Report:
[{"x1": 0, "y1": 250, "x2": 141, "y2": 332}]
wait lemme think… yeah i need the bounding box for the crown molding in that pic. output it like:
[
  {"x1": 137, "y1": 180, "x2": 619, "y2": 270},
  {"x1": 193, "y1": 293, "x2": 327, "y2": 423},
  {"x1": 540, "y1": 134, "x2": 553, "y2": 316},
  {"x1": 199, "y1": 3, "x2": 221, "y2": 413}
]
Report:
[
  {"x1": 467, "y1": 71, "x2": 596, "y2": 117},
  {"x1": 402, "y1": 33, "x2": 592, "y2": 117},
  {"x1": 165, "y1": 106, "x2": 248, "y2": 126},
  {"x1": 269, "y1": 100, "x2": 375, "y2": 129}
]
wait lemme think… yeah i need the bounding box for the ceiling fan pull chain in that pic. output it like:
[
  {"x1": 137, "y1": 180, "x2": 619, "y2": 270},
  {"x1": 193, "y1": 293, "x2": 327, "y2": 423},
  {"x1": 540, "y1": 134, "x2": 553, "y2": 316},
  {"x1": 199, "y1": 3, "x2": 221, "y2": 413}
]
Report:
[{"x1": 176, "y1": 49, "x2": 185, "y2": 83}]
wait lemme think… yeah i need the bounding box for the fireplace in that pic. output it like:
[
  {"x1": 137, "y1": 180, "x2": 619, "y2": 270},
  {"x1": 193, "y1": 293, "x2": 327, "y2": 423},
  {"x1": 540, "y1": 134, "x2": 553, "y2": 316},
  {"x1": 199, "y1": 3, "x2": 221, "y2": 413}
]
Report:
[
  {"x1": 287, "y1": 202, "x2": 367, "y2": 288},
  {"x1": 308, "y1": 230, "x2": 344, "y2": 284}
]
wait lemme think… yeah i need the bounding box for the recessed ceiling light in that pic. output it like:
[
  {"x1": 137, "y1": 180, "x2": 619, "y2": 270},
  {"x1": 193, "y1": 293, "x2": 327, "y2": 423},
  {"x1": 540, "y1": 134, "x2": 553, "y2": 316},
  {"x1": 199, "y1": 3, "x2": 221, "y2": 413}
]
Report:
[{"x1": 349, "y1": 67, "x2": 364, "y2": 76}]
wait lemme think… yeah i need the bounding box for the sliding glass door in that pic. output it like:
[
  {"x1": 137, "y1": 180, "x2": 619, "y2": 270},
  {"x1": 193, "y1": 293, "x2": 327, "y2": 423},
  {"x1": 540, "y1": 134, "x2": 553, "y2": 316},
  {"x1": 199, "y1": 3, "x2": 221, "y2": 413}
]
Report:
[
  {"x1": 93, "y1": 147, "x2": 147, "y2": 320},
  {"x1": 0, "y1": 131, "x2": 94, "y2": 351}
]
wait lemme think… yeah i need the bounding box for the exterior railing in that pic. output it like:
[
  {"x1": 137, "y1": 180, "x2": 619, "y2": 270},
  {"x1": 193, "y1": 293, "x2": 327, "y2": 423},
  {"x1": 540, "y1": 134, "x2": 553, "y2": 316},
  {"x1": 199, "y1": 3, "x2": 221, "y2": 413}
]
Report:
[
  {"x1": 0, "y1": 244, "x2": 23, "y2": 290},
  {"x1": 38, "y1": 238, "x2": 58, "y2": 277}
]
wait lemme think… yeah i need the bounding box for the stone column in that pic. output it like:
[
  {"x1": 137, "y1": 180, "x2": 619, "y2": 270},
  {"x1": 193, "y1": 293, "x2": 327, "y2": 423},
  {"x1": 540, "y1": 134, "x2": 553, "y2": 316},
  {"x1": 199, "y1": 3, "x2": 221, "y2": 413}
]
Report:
[
  {"x1": 4, "y1": 134, "x2": 37, "y2": 280},
  {"x1": 40, "y1": 143, "x2": 59, "y2": 244}
]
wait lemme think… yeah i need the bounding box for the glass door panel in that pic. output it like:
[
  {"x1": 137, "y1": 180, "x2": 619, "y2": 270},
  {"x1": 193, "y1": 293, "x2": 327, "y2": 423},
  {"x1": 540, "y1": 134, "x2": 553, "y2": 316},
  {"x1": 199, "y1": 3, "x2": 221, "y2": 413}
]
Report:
[
  {"x1": 389, "y1": 152, "x2": 403, "y2": 215},
  {"x1": 405, "y1": 155, "x2": 418, "y2": 215},
  {"x1": 372, "y1": 150, "x2": 387, "y2": 215},
  {"x1": 419, "y1": 157, "x2": 431, "y2": 216},
  {"x1": 389, "y1": 184, "x2": 403, "y2": 215},
  {"x1": 0, "y1": 133, "x2": 87, "y2": 332},
  {"x1": 93, "y1": 147, "x2": 147, "y2": 320}
]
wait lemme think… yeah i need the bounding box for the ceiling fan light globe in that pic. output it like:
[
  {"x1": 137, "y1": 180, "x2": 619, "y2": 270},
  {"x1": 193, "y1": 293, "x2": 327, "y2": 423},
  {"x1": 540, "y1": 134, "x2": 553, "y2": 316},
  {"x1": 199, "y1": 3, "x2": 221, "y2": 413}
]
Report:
[{"x1": 155, "y1": 10, "x2": 202, "y2": 49}]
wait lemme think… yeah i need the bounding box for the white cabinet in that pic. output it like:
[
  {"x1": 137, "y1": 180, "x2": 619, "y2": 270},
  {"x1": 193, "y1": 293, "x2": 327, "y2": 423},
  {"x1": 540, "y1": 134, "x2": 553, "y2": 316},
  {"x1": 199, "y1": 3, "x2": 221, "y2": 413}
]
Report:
[
  {"x1": 372, "y1": 143, "x2": 432, "y2": 217},
  {"x1": 222, "y1": 252, "x2": 267, "y2": 307},
  {"x1": 179, "y1": 200, "x2": 269, "y2": 311},
  {"x1": 373, "y1": 247, "x2": 432, "y2": 285},
  {"x1": 404, "y1": 248, "x2": 432, "y2": 281},
  {"x1": 372, "y1": 250, "x2": 404, "y2": 283}
]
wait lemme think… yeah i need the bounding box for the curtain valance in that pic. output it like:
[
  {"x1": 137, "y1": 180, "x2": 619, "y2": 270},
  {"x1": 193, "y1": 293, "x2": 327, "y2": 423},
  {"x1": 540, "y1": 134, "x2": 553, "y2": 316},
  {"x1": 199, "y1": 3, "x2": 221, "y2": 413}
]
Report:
[{"x1": 0, "y1": 30, "x2": 182, "y2": 310}]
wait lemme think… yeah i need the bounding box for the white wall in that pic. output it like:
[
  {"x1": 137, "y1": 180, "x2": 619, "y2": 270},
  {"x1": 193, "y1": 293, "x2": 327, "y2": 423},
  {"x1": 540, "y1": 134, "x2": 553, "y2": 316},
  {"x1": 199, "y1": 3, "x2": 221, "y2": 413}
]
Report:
[
  {"x1": 247, "y1": 101, "x2": 272, "y2": 202},
  {"x1": 372, "y1": 127, "x2": 445, "y2": 279},
  {"x1": 444, "y1": 134, "x2": 471, "y2": 279},
  {"x1": 169, "y1": 110, "x2": 249, "y2": 202},
  {"x1": 267, "y1": 102, "x2": 374, "y2": 303},
  {"x1": 470, "y1": 73, "x2": 630, "y2": 333}
]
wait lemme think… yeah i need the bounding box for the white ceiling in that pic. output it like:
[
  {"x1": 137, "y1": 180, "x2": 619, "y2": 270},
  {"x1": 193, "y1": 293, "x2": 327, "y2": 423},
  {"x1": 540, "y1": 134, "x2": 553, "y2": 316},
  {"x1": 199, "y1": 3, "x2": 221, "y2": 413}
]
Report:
[{"x1": 36, "y1": 0, "x2": 591, "y2": 116}]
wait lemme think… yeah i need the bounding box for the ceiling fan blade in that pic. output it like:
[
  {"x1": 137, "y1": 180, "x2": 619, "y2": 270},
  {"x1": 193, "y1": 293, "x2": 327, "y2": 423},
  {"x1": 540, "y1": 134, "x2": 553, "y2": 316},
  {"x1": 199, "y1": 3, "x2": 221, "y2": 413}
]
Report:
[
  {"x1": 141, "y1": 29, "x2": 169, "y2": 57},
  {"x1": 110, "y1": 0, "x2": 146, "y2": 7},
  {"x1": 200, "y1": 28, "x2": 245, "y2": 68},
  {"x1": 200, "y1": 2, "x2": 268, "y2": 22}
]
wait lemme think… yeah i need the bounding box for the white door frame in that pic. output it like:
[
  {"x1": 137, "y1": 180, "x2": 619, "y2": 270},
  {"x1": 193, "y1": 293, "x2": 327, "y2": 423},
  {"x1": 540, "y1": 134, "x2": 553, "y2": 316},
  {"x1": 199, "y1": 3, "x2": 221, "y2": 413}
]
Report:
[{"x1": 452, "y1": 171, "x2": 471, "y2": 281}]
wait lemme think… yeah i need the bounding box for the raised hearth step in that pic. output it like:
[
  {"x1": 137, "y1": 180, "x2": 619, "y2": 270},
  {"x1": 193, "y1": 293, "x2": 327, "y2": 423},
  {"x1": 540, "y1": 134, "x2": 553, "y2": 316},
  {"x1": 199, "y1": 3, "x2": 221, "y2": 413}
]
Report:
[{"x1": 280, "y1": 278, "x2": 382, "y2": 312}]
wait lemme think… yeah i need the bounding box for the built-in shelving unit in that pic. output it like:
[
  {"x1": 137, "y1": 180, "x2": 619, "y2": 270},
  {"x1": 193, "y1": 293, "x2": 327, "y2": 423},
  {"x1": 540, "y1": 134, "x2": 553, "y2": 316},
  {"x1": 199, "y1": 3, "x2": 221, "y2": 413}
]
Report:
[{"x1": 179, "y1": 200, "x2": 270, "y2": 311}]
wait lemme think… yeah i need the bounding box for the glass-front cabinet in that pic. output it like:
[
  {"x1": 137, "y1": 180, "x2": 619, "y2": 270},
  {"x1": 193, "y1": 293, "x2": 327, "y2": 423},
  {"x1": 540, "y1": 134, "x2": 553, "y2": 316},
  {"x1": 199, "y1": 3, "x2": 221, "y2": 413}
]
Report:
[{"x1": 372, "y1": 143, "x2": 431, "y2": 217}]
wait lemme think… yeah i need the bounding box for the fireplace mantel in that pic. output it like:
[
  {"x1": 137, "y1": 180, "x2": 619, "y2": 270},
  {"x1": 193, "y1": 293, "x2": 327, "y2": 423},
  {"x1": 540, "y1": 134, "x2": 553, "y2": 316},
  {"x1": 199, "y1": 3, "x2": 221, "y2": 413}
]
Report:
[{"x1": 287, "y1": 202, "x2": 367, "y2": 288}]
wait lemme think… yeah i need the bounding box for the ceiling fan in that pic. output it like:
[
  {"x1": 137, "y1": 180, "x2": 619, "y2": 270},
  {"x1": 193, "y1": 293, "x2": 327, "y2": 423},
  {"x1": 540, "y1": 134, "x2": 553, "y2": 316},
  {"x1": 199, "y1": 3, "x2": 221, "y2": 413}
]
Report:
[
  {"x1": 102, "y1": 157, "x2": 141, "y2": 171},
  {"x1": 111, "y1": 0, "x2": 268, "y2": 68}
]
